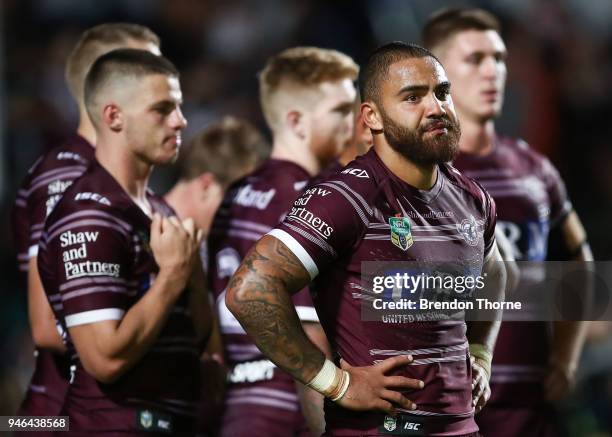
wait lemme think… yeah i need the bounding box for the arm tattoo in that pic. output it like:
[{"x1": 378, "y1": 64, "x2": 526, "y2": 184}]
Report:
[{"x1": 226, "y1": 235, "x2": 325, "y2": 383}]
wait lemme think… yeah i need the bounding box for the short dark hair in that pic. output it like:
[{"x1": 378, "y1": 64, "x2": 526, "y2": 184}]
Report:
[
  {"x1": 178, "y1": 116, "x2": 271, "y2": 188},
  {"x1": 422, "y1": 8, "x2": 501, "y2": 52},
  {"x1": 359, "y1": 42, "x2": 439, "y2": 105},
  {"x1": 84, "y1": 48, "x2": 178, "y2": 126},
  {"x1": 65, "y1": 23, "x2": 160, "y2": 103}
]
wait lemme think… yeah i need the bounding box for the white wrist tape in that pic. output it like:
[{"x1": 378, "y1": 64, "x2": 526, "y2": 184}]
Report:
[
  {"x1": 307, "y1": 359, "x2": 338, "y2": 393},
  {"x1": 330, "y1": 370, "x2": 350, "y2": 402}
]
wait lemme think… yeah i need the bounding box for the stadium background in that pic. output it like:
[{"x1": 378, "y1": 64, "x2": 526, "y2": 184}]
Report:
[{"x1": 1, "y1": 0, "x2": 611, "y2": 434}]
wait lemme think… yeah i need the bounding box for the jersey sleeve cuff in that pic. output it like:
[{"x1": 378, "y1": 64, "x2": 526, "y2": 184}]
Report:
[
  {"x1": 296, "y1": 306, "x2": 319, "y2": 323},
  {"x1": 267, "y1": 229, "x2": 319, "y2": 280},
  {"x1": 28, "y1": 244, "x2": 39, "y2": 258},
  {"x1": 65, "y1": 308, "x2": 125, "y2": 328}
]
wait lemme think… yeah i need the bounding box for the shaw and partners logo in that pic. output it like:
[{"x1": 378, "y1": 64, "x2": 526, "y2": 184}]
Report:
[
  {"x1": 59, "y1": 230, "x2": 120, "y2": 279},
  {"x1": 287, "y1": 206, "x2": 334, "y2": 238}
]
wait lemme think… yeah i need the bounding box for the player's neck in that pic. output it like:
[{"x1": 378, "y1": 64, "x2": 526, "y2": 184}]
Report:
[
  {"x1": 458, "y1": 118, "x2": 496, "y2": 156},
  {"x1": 76, "y1": 107, "x2": 97, "y2": 146},
  {"x1": 338, "y1": 142, "x2": 361, "y2": 166},
  {"x1": 164, "y1": 181, "x2": 190, "y2": 220},
  {"x1": 270, "y1": 134, "x2": 321, "y2": 177},
  {"x1": 95, "y1": 139, "x2": 152, "y2": 206},
  {"x1": 375, "y1": 143, "x2": 437, "y2": 190}
]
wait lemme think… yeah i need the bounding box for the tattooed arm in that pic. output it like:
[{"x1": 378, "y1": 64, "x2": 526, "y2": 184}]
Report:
[
  {"x1": 226, "y1": 235, "x2": 323, "y2": 381},
  {"x1": 226, "y1": 235, "x2": 424, "y2": 413}
]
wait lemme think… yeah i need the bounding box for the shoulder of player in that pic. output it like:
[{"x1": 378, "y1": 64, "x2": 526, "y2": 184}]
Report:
[
  {"x1": 441, "y1": 163, "x2": 491, "y2": 208},
  {"x1": 22, "y1": 144, "x2": 91, "y2": 191},
  {"x1": 224, "y1": 162, "x2": 308, "y2": 207},
  {"x1": 318, "y1": 154, "x2": 378, "y2": 193},
  {"x1": 300, "y1": 161, "x2": 380, "y2": 220},
  {"x1": 47, "y1": 172, "x2": 127, "y2": 228},
  {"x1": 498, "y1": 135, "x2": 554, "y2": 169}
]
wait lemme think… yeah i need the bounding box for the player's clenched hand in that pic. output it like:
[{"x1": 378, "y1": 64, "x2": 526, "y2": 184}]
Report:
[
  {"x1": 335, "y1": 355, "x2": 423, "y2": 414},
  {"x1": 150, "y1": 214, "x2": 202, "y2": 285},
  {"x1": 471, "y1": 356, "x2": 491, "y2": 414}
]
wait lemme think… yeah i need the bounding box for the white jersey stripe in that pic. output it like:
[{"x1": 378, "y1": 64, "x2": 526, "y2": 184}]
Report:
[
  {"x1": 48, "y1": 218, "x2": 130, "y2": 242},
  {"x1": 65, "y1": 308, "x2": 125, "y2": 327},
  {"x1": 327, "y1": 180, "x2": 373, "y2": 215},
  {"x1": 62, "y1": 285, "x2": 129, "y2": 302},
  {"x1": 370, "y1": 341, "x2": 468, "y2": 357},
  {"x1": 227, "y1": 387, "x2": 298, "y2": 402},
  {"x1": 226, "y1": 396, "x2": 298, "y2": 412},
  {"x1": 48, "y1": 209, "x2": 132, "y2": 235},
  {"x1": 267, "y1": 229, "x2": 319, "y2": 280},
  {"x1": 296, "y1": 306, "x2": 319, "y2": 323},
  {"x1": 320, "y1": 182, "x2": 369, "y2": 226}
]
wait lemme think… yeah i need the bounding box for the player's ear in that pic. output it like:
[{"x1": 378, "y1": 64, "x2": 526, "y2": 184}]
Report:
[
  {"x1": 103, "y1": 103, "x2": 123, "y2": 132},
  {"x1": 286, "y1": 109, "x2": 307, "y2": 140},
  {"x1": 361, "y1": 102, "x2": 383, "y2": 133}
]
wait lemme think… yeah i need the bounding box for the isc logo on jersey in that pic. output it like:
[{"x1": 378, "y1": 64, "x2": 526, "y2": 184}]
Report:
[{"x1": 341, "y1": 168, "x2": 369, "y2": 178}]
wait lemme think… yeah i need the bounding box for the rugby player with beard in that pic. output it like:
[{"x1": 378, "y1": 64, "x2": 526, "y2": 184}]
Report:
[{"x1": 225, "y1": 42, "x2": 507, "y2": 437}]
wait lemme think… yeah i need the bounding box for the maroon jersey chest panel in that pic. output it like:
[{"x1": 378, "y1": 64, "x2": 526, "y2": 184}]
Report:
[
  {"x1": 272, "y1": 149, "x2": 496, "y2": 434},
  {"x1": 38, "y1": 160, "x2": 199, "y2": 422}
]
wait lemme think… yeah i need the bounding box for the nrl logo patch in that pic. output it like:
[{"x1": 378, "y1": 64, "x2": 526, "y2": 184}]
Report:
[
  {"x1": 457, "y1": 215, "x2": 479, "y2": 246},
  {"x1": 389, "y1": 215, "x2": 413, "y2": 251},
  {"x1": 384, "y1": 415, "x2": 397, "y2": 431}
]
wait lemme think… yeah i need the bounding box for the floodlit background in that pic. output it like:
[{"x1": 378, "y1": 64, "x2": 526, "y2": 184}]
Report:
[{"x1": 1, "y1": 0, "x2": 611, "y2": 434}]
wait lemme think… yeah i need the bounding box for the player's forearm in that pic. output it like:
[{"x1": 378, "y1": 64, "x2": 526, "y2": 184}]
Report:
[
  {"x1": 297, "y1": 322, "x2": 330, "y2": 436},
  {"x1": 296, "y1": 382, "x2": 325, "y2": 436},
  {"x1": 226, "y1": 237, "x2": 325, "y2": 385},
  {"x1": 551, "y1": 321, "x2": 587, "y2": 369},
  {"x1": 552, "y1": 214, "x2": 592, "y2": 367},
  {"x1": 466, "y1": 321, "x2": 500, "y2": 354},
  {"x1": 204, "y1": 312, "x2": 224, "y2": 363},
  {"x1": 101, "y1": 270, "x2": 184, "y2": 367},
  {"x1": 28, "y1": 256, "x2": 65, "y2": 352},
  {"x1": 467, "y1": 249, "x2": 506, "y2": 352},
  {"x1": 187, "y1": 263, "x2": 213, "y2": 345}
]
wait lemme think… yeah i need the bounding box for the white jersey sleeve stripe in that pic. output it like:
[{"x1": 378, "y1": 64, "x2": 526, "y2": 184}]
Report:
[
  {"x1": 28, "y1": 244, "x2": 39, "y2": 258},
  {"x1": 65, "y1": 308, "x2": 125, "y2": 327},
  {"x1": 267, "y1": 229, "x2": 319, "y2": 280},
  {"x1": 295, "y1": 306, "x2": 319, "y2": 323}
]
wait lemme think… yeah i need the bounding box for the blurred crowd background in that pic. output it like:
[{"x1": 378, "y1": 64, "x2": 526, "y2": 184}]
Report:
[{"x1": 1, "y1": 0, "x2": 611, "y2": 434}]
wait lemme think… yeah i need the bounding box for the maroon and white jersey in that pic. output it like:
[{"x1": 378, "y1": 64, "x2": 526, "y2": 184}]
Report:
[
  {"x1": 37, "y1": 159, "x2": 200, "y2": 434},
  {"x1": 454, "y1": 136, "x2": 572, "y2": 412},
  {"x1": 208, "y1": 159, "x2": 319, "y2": 418},
  {"x1": 12, "y1": 134, "x2": 93, "y2": 415},
  {"x1": 269, "y1": 149, "x2": 497, "y2": 436}
]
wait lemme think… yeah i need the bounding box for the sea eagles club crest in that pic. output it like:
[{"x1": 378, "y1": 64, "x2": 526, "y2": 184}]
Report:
[{"x1": 389, "y1": 214, "x2": 413, "y2": 251}]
